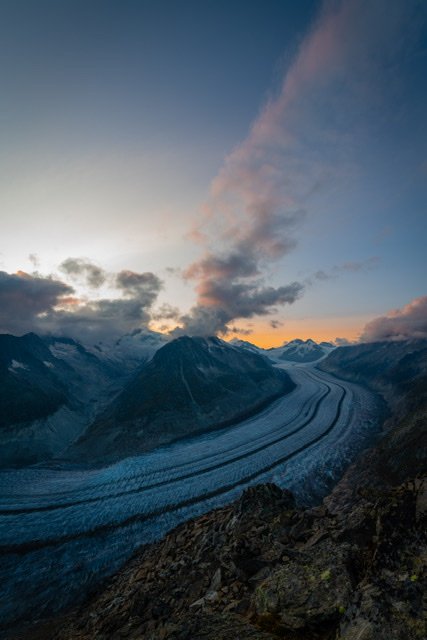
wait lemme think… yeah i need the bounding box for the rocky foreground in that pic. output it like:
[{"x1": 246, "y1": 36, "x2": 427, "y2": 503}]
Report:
[{"x1": 18, "y1": 472, "x2": 426, "y2": 640}]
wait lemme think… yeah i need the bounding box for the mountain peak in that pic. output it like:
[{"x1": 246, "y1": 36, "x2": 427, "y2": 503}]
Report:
[{"x1": 71, "y1": 334, "x2": 295, "y2": 463}]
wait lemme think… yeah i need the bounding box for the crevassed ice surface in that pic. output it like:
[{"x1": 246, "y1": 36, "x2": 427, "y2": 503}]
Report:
[{"x1": 0, "y1": 364, "x2": 382, "y2": 632}]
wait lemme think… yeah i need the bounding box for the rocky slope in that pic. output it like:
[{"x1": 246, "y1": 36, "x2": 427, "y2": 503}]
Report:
[
  {"x1": 70, "y1": 336, "x2": 295, "y2": 463},
  {"x1": 319, "y1": 339, "x2": 427, "y2": 481},
  {"x1": 318, "y1": 339, "x2": 427, "y2": 402},
  {"x1": 21, "y1": 475, "x2": 425, "y2": 640}
]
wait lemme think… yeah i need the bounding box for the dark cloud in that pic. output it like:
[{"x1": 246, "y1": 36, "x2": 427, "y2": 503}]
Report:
[
  {"x1": 60, "y1": 257, "x2": 107, "y2": 288},
  {"x1": 0, "y1": 270, "x2": 73, "y2": 334},
  {"x1": 185, "y1": 251, "x2": 259, "y2": 281},
  {"x1": 360, "y1": 296, "x2": 427, "y2": 342},
  {"x1": 0, "y1": 265, "x2": 163, "y2": 344},
  {"x1": 152, "y1": 303, "x2": 181, "y2": 322},
  {"x1": 334, "y1": 337, "x2": 353, "y2": 346},
  {"x1": 165, "y1": 266, "x2": 182, "y2": 277},
  {"x1": 41, "y1": 298, "x2": 152, "y2": 343},
  {"x1": 40, "y1": 270, "x2": 163, "y2": 343},
  {"x1": 176, "y1": 0, "x2": 414, "y2": 337},
  {"x1": 312, "y1": 270, "x2": 330, "y2": 282},
  {"x1": 339, "y1": 258, "x2": 380, "y2": 273},
  {"x1": 270, "y1": 319, "x2": 284, "y2": 329},
  {"x1": 116, "y1": 270, "x2": 161, "y2": 300},
  {"x1": 177, "y1": 189, "x2": 304, "y2": 334},
  {"x1": 174, "y1": 280, "x2": 303, "y2": 336},
  {"x1": 228, "y1": 326, "x2": 253, "y2": 336}
]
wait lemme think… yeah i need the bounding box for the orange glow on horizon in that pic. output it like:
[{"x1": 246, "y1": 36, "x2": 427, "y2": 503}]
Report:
[
  {"x1": 227, "y1": 314, "x2": 376, "y2": 349},
  {"x1": 150, "y1": 313, "x2": 376, "y2": 349}
]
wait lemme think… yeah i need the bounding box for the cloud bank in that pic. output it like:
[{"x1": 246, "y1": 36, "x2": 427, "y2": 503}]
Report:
[
  {"x1": 176, "y1": 0, "x2": 416, "y2": 336},
  {"x1": 0, "y1": 266, "x2": 163, "y2": 343},
  {"x1": 42, "y1": 269, "x2": 163, "y2": 343},
  {"x1": 361, "y1": 296, "x2": 427, "y2": 342},
  {"x1": 0, "y1": 270, "x2": 74, "y2": 335}
]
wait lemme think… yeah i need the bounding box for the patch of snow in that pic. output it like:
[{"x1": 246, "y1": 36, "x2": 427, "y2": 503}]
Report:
[
  {"x1": 49, "y1": 343, "x2": 79, "y2": 359},
  {"x1": 8, "y1": 360, "x2": 29, "y2": 373}
]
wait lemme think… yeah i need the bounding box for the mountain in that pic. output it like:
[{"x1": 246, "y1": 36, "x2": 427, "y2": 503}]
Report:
[
  {"x1": 0, "y1": 333, "x2": 126, "y2": 467},
  {"x1": 70, "y1": 336, "x2": 295, "y2": 463},
  {"x1": 0, "y1": 333, "x2": 87, "y2": 466},
  {"x1": 45, "y1": 335, "x2": 122, "y2": 386},
  {"x1": 267, "y1": 338, "x2": 335, "y2": 363},
  {"x1": 319, "y1": 340, "x2": 335, "y2": 348},
  {"x1": 319, "y1": 338, "x2": 427, "y2": 483},
  {"x1": 0, "y1": 333, "x2": 70, "y2": 429},
  {"x1": 228, "y1": 338, "x2": 263, "y2": 355},
  {"x1": 318, "y1": 339, "x2": 427, "y2": 410},
  {"x1": 0, "y1": 329, "x2": 170, "y2": 467},
  {"x1": 86, "y1": 328, "x2": 168, "y2": 374}
]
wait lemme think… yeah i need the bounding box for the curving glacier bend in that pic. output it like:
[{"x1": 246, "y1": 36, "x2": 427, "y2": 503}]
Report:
[{"x1": 0, "y1": 363, "x2": 383, "y2": 632}]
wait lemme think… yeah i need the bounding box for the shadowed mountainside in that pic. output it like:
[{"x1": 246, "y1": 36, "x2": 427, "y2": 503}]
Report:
[
  {"x1": 0, "y1": 333, "x2": 70, "y2": 429},
  {"x1": 318, "y1": 339, "x2": 427, "y2": 483},
  {"x1": 0, "y1": 333, "x2": 128, "y2": 467},
  {"x1": 70, "y1": 336, "x2": 295, "y2": 464}
]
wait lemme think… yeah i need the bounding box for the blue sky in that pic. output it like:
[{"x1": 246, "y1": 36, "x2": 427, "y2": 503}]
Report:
[{"x1": 0, "y1": 0, "x2": 426, "y2": 345}]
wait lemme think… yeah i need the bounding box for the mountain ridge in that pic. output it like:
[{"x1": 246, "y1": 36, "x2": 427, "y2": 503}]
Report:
[{"x1": 70, "y1": 335, "x2": 296, "y2": 463}]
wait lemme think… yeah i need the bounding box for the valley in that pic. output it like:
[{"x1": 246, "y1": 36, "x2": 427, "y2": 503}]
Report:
[{"x1": 0, "y1": 362, "x2": 382, "y2": 634}]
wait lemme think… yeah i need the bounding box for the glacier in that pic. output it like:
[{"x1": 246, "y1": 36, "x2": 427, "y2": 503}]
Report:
[{"x1": 0, "y1": 362, "x2": 383, "y2": 633}]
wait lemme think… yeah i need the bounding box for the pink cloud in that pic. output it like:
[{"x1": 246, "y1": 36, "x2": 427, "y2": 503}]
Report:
[
  {"x1": 361, "y1": 296, "x2": 427, "y2": 342},
  {"x1": 180, "y1": 0, "x2": 417, "y2": 336}
]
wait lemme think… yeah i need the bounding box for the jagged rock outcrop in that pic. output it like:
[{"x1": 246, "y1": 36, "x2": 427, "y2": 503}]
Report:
[{"x1": 21, "y1": 476, "x2": 425, "y2": 640}]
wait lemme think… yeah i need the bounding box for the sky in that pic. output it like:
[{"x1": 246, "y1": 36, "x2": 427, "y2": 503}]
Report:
[{"x1": 0, "y1": 0, "x2": 426, "y2": 347}]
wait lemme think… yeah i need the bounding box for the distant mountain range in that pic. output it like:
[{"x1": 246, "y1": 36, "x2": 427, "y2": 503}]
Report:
[
  {"x1": 4, "y1": 330, "x2": 424, "y2": 471},
  {"x1": 0, "y1": 331, "x2": 295, "y2": 467},
  {"x1": 231, "y1": 337, "x2": 335, "y2": 363},
  {"x1": 267, "y1": 338, "x2": 335, "y2": 363}
]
